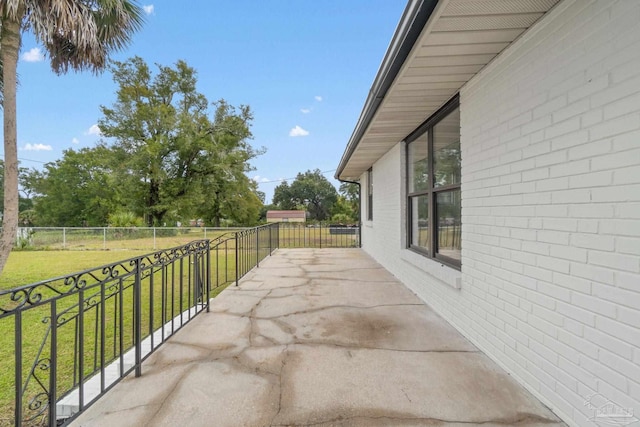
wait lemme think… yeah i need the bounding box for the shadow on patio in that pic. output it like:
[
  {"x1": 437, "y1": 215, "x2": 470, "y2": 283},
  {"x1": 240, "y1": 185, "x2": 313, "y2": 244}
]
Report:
[{"x1": 71, "y1": 249, "x2": 565, "y2": 426}]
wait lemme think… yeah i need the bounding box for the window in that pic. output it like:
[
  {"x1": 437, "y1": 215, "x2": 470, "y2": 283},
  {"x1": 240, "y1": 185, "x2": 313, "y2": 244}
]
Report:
[
  {"x1": 367, "y1": 168, "x2": 373, "y2": 221},
  {"x1": 406, "y1": 96, "x2": 461, "y2": 268}
]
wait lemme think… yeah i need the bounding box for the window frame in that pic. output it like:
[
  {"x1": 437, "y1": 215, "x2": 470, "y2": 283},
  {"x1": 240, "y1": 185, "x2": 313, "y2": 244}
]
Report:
[
  {"x1": 405, "y1": 95, "x2": 460, "y2": 269},
  {"x1": 367, "y1": 167, "x2": 373, "y2": 221}
]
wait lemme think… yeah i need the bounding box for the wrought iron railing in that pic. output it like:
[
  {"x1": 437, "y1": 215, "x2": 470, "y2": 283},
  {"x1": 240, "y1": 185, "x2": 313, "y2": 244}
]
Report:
[{"x1": 0, "y1": 222, "x2": 359, "y2": 426}]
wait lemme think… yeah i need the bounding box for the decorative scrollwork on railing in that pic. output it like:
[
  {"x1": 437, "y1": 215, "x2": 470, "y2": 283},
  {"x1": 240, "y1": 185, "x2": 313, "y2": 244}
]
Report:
[{"x1": 0, "y1": 240, "x2": 210, "y2": 317}]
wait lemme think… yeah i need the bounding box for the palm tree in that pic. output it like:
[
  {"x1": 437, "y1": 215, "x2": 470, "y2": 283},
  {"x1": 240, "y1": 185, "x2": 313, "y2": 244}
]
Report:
[{"x1": 0, "y1": 1, "x2": 144, "y2": 274}]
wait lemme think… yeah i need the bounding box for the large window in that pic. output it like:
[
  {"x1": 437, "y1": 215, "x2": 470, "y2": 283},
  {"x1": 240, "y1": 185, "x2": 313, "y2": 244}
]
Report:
[{"x1": 406, "y1": 96, "x2": 461, "y2": 268}]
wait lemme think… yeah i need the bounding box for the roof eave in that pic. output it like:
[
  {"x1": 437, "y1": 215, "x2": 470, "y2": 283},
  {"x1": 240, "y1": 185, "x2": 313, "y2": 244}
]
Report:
[{"x1": 335, "y1": 0, "x2": 439, "y2": 182}]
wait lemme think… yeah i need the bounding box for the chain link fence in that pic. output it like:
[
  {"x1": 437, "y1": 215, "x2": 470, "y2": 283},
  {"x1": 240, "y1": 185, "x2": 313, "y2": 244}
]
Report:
[{"x1": 15, "y1": 227, "x2": 246, "y2": 251}]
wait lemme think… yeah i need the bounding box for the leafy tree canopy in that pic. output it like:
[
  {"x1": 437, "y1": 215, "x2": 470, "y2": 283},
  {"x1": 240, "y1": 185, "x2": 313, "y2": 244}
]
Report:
[{"x1": 272, "y1": 169, "x2": 338, "y2": 221}]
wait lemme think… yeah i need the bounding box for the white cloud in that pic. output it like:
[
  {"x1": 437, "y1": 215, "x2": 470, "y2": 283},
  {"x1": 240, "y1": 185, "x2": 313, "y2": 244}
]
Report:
[
  {"x1": 289, "y1": 125, "x2": 309, "y2": 137},
  {"x1": 21, "y1": 47, "x2": 44, "y2": 62},
  {"x1": 72, "y1": 137, "x2": 80, "y2": 144},
  {"x1": 314, "y1": 95, "x2": 323, "y2": 102},
  {"x1": 143, "y1": 4, "x2": 154, "y2": 14},
  {"x1": 300, "y1": 108, "x2": 311, "y2": 114},
  {"x1": 24, "y1": 143, "x2": 52, "y2": 151},
  {"x1": 85, "y1": 124, "x2": 102, "y2": 136},
  {"x1": 253, "y1": 175, "x2": 270, "y2": 183}
]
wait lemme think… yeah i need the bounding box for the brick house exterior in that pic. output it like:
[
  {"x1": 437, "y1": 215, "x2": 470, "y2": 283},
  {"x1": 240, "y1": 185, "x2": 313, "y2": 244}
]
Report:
[{"x1": 336, "y1": 1, "x2": 640, "y2": 426}]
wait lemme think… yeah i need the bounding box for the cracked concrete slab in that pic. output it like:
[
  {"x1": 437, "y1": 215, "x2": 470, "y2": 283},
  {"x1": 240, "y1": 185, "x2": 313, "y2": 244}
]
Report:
[{"x1": 70, "y1": 248, "x2": 565, "y2": 427}]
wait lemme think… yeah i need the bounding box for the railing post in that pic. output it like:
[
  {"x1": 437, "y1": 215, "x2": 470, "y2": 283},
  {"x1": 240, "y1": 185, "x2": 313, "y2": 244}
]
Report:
[
  {"x1": 15, "y1": 311, "x2": 22, "y2": 427},
  {"x1": 206, "y1": 241, "x2": 211, "y2": 312},
  {"x1": 134, "y1": 258, "x2": 142, "y2": 377},
  {"x1": 153, "y1": 227, "x2": 157, "y2": 250},
  {"x1": 48, "y1": 301, "x2": 57, "y2": 427},
  {"x1": 63, "y1": 227, "x2": 66, "y2": 249},
  {"x1": 269, "y1": 225, "x2": 272, "y2": 255},
  {"x1": 103, "y1": 227, "x2": 107, "y2": 250},
  {"x1": 235, "y1": 233, "x2": 239, "y2": 287},
  {"x1": 256, "y1": 228, "x2": 260, "y2": 268}
]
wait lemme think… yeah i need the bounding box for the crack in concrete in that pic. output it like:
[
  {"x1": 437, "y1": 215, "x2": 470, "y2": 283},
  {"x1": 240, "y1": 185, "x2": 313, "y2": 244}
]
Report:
[
  {"x1": 268, "y1": 345, "x2": 289, "y2": 426},
  {"x1": 144, "y1": 364, "x2": 197, "y2": 427}
]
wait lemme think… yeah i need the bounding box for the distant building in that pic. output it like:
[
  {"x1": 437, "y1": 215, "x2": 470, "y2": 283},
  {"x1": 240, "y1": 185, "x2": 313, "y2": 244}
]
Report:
[{"x1": 266, "y1": 210, "x2": 306, "y2": 223}]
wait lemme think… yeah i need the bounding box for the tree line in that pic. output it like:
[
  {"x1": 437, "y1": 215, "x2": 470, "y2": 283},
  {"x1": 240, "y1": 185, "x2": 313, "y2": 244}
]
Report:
[
  {"x1": 11, "y1": 57, "x2": 265, "y2": 228},
  {"x1": 6, "y1": 57, "x2": 360, "y2": 228}
]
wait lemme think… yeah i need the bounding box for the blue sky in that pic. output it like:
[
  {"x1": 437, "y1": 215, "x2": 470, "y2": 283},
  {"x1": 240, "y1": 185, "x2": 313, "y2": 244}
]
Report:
[{"x1": 5, "y1": 1, "x2": 405, "y2": 202}]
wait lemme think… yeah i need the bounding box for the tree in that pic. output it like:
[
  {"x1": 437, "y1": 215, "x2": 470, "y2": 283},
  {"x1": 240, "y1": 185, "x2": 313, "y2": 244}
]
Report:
[
  {"x1": 0, "y1": 0, "x2": 144, "y2": 274},
  {"x1": 0, "y1": 160, "x2": 37, "y2": 222},
  {"x1": 332, "y1": 182, "x2": 359, "y2": 223},
  {"x1": 273, "y1": 169, "x2": 338, "y2": 221},
  {"x1": 99, "y1": 57, "x2": 264, "y2": 226},
  {"x1": 272, "y1": 181, "x2": 297, "y2": 210},
  {"x1": 31, "y1": 146, "x2": 119, "y2": 226}
]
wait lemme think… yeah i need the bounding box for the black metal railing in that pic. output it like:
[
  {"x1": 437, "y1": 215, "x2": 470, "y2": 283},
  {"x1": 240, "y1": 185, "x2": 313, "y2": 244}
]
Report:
[{"x1": 0, "y1": 222, "x2": 359, "y2": 426}]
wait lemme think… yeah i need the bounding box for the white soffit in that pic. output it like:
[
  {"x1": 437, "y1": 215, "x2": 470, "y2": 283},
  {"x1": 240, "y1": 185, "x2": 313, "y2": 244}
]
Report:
[{"x1": 340, "y1": 0, "x2": 560, "y2": 180}]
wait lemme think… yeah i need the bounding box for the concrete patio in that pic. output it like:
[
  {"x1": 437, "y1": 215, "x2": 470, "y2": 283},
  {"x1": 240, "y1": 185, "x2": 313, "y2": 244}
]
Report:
[{"x1": 71, "y1": 248, "x2": 565, "y2": 427}]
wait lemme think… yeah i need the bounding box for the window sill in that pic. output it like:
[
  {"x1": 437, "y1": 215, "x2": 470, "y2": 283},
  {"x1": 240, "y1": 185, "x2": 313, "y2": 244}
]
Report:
[{"x1": 401, "y1": 249, "x2": 462, "y2": 289}]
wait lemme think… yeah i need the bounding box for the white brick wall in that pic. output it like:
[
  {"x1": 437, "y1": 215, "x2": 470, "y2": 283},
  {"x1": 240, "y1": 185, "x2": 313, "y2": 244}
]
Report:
[{"x1": 360, "y1": 1, "x2": 640, "y2": 426}]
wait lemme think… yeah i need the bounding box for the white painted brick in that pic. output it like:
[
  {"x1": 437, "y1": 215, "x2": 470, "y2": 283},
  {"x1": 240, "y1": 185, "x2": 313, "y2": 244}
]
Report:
[
  {"x1": 553, "y1": 99, "x2": 590, "y2": 123},
  {"x1": 603, "y1": 91, "x2": 640, "y2": 121},
  {"x1": 571, "y1": 233, "x2": 615, "y2": 252},
  {"x1": 599, "y1": 348, "x2": 640, "y2": 385},
  {"x1": 579, "y1": 356, "x2": 629, "y2": 394},
  {"x1": 522, "y1": 168, "x2": 549, "y2": 182},
  {"x1": 615, "y1": 271, "x2": 640, "y2": 292},
  {"x1": 548, "y1": 158, "x2": 589, "y2": 177},
  {"x1": 616, "y1": 237, "x2": 640, "y2": 256},
  {"x1": 542, "y1": 218, "x2": 578, "y2": 232},
  {"x1": 618, "y1": 306, "x2": 640, "y2": 329},
  {"x1": 591, "y1": 147, "x2": 640, "y2": 171},
  {"x1": 571, "y1": 262, "x2": 614, "y2": 285},
  {"x1": 591, "y1": 73, "x2": 640, "y2": 109},
  {"x1": 568, "y1": 139, "x2": 612, "y2": 161},
  {"x1": 534, "y1": 95, "x2": 568, "y2": 120},
  {"x1": 584, "y1": 327, "x2": 634, "y2": 361},
  {"x1": 537, "y1": 230, "x2": 569, "y2": 245},
  {"x1": 549, "y1": 244, "x2": 588, "y2": 263},
  {"x1": 590, "y1": 113, "x2": 640, "y2": 141},
  {"x1": 568, "y1": 204, "x2": 614, "y2": 219},
  {"x1": 577, "y1": 219, "x2": 599, "y2": 234},
  {"x1": 568, "y1": 73, "x2": 609, "y2": 103},
  {"x1": 580, "y1": 108, "x2": 604, "y2": 128},
  {"x1": 535, "y1": 150, "x2": 568, "y2": 168},
  {"x1": 591, "y1": 184, "x2": 640, "y2": 203},
  {"x1": 545, "y1": 117, "x2": 581, "y2": 139},
  {"x1": 599, "y1": 219, "x2": 640, "y2": 237},
  {"x1": 536, "y1": 176, "x2": 568, "y2": 192},
  {"x1": 568, "y1": 170, "x2": 612, "y2": 189},
  {"x1": 522, "y1": 141, "x2": 551, "y2": 159},
  {"x1": 596, "y1": 316, "x2": 640, "y2": 348},
  {"x1": 614, "y1": 165, "x2": 640, "y2": 186},
  {"x1": 537, "y1": 280, "x2": 571, "y2": 303},
  {"x1": 571, "y1": 292, "x2": 617, "y2": 319},
  {"x1": 556, "y1": 301, "x2": 596, "y2": 328},
  {"x1": 589, "y1": 250, "x2": 640, "y2": 273},
  {"x1": 551, "y1": 189, "x2": 591, "y2": 204},
  {"x1": 616, "y1": 203, "x2": 640, "y2": 219},
  {"x1": 552, "y1": 272, "x2": 592, "y2": 294}
]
